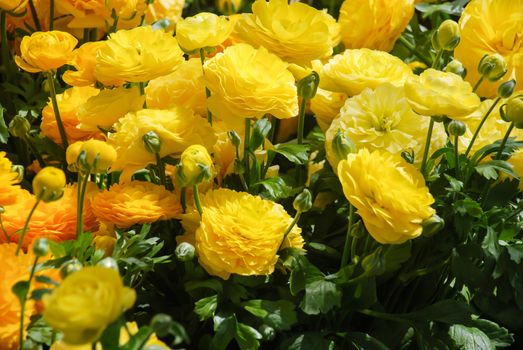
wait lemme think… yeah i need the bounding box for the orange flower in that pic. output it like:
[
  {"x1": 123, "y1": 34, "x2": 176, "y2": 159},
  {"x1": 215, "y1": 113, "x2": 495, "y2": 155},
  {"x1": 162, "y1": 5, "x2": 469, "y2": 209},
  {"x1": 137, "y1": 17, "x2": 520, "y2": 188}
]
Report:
[{"x1": 91, "y1": 182, "x2": 182, "y2": 228}]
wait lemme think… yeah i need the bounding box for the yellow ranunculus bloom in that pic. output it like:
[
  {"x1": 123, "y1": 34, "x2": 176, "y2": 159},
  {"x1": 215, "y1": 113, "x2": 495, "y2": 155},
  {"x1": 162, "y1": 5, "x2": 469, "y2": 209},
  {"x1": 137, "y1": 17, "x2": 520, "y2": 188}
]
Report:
[
  {"x1": 53, "y1": 0, "x2": 109, "y2": 29},
  {"x1": 33, "y1": 167, "x2": 66, "y2": 202},
  {"x1": 193, "y1": 188, "x2": 304, "y2": 279},
  {"x1": 203, "y1": 43, "x2": 298, "y2": 121},
  {"x1": 145, "y1": 58, "x2": 207, "y2": 116},
  {"x1": 77, "y1": 86, "x2": 145, "y2": 132},
  {"x1": 43, "y1": 266, "x2": 136, "y2": 345},
  {"x1": 95, "y1": 26, "x2": 184, "y2": 85},
  {"x1": 15, "y1": 31, "x2": 78, "y2": 73},
  {"x1": 338, "y1": 0, "x2": 415, "y2": 52},
  {"x1": 176, "y1": 12, "x2": 233, "y2": 52},
  {"x1": 144, "y1": 0, "x2": 185, "y2": 31},
  {"x1": 455, "y1": 0, "x2": 523, "y2": 98},
  {"x1": 0, "y1": 152, "x2": 22, "y2": 206},
  {"x1": 310, "y1": 88, "x2": 347, "y2": 132},
  {"x1": 325, "y1": 83, "x2": 446, "y2": 170},
  {"x1": 91, "y1": 181, "x2": 182, "y2": 228},
  {"x1": 108, "y1": 107, "x2": 217, "y2": 181},
  {"x1": 235, "y1": 0, "x2": 340, "y2": 64},
  {"x1": 404, "y1": 68, "x2": 481, "y2": 119},
  {"x1": 338, "y1": 149, "x2": 435, "y2": 244},
  {"x1": 0, "y1": 0, "x2": 26, "y2": 12},
  {"x1": 320, "y1": 49, "x2": 413, "y2": 96},
  {"x1": 63, "y1": 42, "x2": 106, "y2": 87},
  {"x1": 66, "y1": 140, "x2": 117, "y2": 173}
]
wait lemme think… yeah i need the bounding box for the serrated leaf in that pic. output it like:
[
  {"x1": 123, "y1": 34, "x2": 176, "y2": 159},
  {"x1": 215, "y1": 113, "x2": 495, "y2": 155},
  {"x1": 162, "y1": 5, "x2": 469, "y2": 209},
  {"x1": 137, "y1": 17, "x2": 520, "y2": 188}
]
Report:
[
  {"x1": 212, "y1": 315, "x2": 236, "y2": 350},
  {"x1": 465, "y1": 318, "x2": 513, "y2": 348},
  {"x1": 235, "y1": 322, "x2": 262, "y2": 350},
  {"x1": 475, "y1": 160, "x2": 519, "y2": 180},
  {"x1": 507, "y1": 244, "x2": 523, "y2": 264},
  {"x1": 449, "y1": 325, "x2": 494, "y2": 350},
  {"x1": 402, "y1": 299, "x2": 472, "y2": 324},
  {"x1": 194, "y1": 294, "x2": 218, "y2": 321},
  {"x1": 271, "y1": 143, "x2": 309, "y2": 165},
  {"x1": 279, "y1": 332, "x2": 335, "y2": 350},
  {"x1": 300, "y1": 279, "x2": 341, "y2": 315},
  {"x1": 242, "y1": 300, "x2": 297, "y2": 330},
  {"x1": 256, "y1": 177, "x2": 292, "y2": 200}
]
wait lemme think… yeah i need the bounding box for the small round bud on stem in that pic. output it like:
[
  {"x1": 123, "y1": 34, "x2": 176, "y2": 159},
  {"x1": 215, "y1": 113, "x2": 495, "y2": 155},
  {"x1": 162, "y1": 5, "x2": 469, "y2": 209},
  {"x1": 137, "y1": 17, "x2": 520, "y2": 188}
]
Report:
[
  {"x1": 293, "y1": 188, "x2": 312, "y2": 213},
  {"x1": 434, "y1": 20, "x2": 460, "y2": 51},
  {"x1": 297, "y1": 71, "x2": 320, "y2": 100},
  {"x1": 32, "y1": 238, "x2": 49, "y2": 257},
  {"x1": 151, "y1": 313, "x2": 173, "y2": 337},
  {"x1": 497, "y1": 79, "x2": 516, "y2": 99},
  {"x1": 9, "y1": 115, "x2": 31, "y2": 137},
  {"x1": 478, "y1": 53, "x2": 508, "y2": 82},
  {"x1": 331, "y1": 130, "x2": 356, "y2": 163},
  {"x1": 59, "y1": 259, "x2": 83, "y2": 279},
  {"x1": 504, "y1": 94, "x2": 523, "y2": 129},
  {"x1": 33, "y1": 167, "x2": 66, "y2": 202},
  {"x1": 421, "y1": 214, "x2": 445, "y2": 237},
  {"x1": 448, "y1": 120, "x2": 466, "y2": 137},
  {"x1": 444, "y1": 60, "x2": 467, "y2": 78},
  {"x1": 143, "y1": 131, "x2": 162, "y2": 154},
  {"x1": 175, "y1": 242, "x2": 195, "y2": 262}
]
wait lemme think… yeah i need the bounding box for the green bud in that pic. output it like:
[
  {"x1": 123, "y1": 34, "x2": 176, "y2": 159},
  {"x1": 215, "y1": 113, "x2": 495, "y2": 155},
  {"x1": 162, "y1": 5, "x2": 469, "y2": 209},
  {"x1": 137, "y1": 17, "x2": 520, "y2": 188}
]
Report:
[
  {"x1": 421, "y1": 214, "x2": 445, "y2": 237},
  {"x1": 59, "y1": 259, "x2": 83, "y2": 279},
  {"x1": 259, "y1": 325, "x2": 275, "y2": 341},
  {"x1": 331, "y1": 130, "x2": 356, "y2": 163},
  {"x1": 505, "y1": 94, "x2": 523, "y2": 129},
  {"x1": 142, "y1": 131, "x2": 162, "y2": 154},
  {"x1": 444, "y1": 60, "x2": 467, "y2": 78},
  {"x1": 97, "y1": 257, "x2": 119, "y2": 271},
  {"x1": 297, "y1": 71, "x2": 320, "y2": 100},
  {"x1": 0, "y1": 206, "x2": 4, "y2": 214},
  {"x1": 9, "y1": 115, "x2": 31, "y2": 137},
  {"x1": 497, "y1": 79, "x2": 516, "y2": 99},
  {"x1": 32, "y1": 238, "x2": 49, "y2": 257},
  {"x1": 175, "y1": 242, "x2": 195, "y2": 262},
  {"x1": 293, "y1": 188, "x2": 312, "y2": 213},
  {"x1": 478, "y1": 53, "x2": 508, "y2": 82},
  {"x1": 12, "y1": 165, "x2": 24, "y2": 183},
  {"x1": 435, "y1": 20, "x2": 460, "y2": 51},
  {"x1": 228, "y1": 130, "x2": 241, "y2": 147},
  {"x1": 151, "y1": 313, "x2": 173, "y2": 337},
  {"x1": 447, "y1": 120, "x2": 466, "y2": 136}
]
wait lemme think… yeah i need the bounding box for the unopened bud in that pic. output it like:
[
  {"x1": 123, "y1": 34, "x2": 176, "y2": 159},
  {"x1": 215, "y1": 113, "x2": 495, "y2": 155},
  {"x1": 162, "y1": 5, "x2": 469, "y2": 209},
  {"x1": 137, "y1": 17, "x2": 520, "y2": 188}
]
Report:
[
  {"x1": 60, "y1": 259, "x2": 83, "y2": 279},
  {"x1": 421, "y1": 214, "x2": 445, "y2": 237},
  {"x1": 33, "y1": 167, "x2": 66, "y2": 202},
  {"x1": 297, "y1": 71, "x2": 320, "y2": 100},
  {"x1": 497, "y1": 79, "x2": 516, "y2": 99},
  {"x1": 9, "y1": 115, "x2": 30, "y2": 137},
  {"x1": 293, "y1": 188, "x2": 312, "y2": 213},
  {"x1": 444, "y1": 60, "x2": 467, "y2": 78},
  {"x1": 143, "y1": 131, "x2": 162, "y2": 154},
  {"x1": 175, "y1": 242, "x2": 195, "y2": 262},
  {"x1": 331, "y1": 130, "x2": 356, "y2": 163},
  {"x1": 228, "y1": 130, "x2": 241, "y2": 148},
  {"x1": 504, "y1": 94, "x2": 523, "y2": 129},
  {"x1": 478, "y1": 53, "x2": 507, "y2": 82},
  {"x1": 447, "y1": 120, "x2": 466, "y2": 136},
  {"x1": 259, "y1": 325, "x2": 275, "y2": 341},
  {"x1": 151, "y1": 313, "x2": 173, "y2": 337},
  {"x1": 97, "y1": 257, "x2": 119, "y2": 271},
  {"x1": 434, "y1": 20, "x2": 460, "y2": 51},
  {"x1": 216, "y1": 0, "x2": 242, "y2": 15},
  {"x1": 32, "y1": 238, "x2": 49, "y2": 257}
]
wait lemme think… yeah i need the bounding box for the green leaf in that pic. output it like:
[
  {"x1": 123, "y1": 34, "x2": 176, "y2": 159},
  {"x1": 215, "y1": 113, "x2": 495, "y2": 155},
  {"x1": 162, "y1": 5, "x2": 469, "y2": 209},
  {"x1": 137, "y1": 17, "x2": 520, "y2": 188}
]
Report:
[
  {"x1": 444, "y1": 174, "x2": 464, "y2": 192},
  {"x1": 235, "y1": 322, "x2": 262, "y2": 350},
  {"x1": 449, "y1": 325, "x2": 494, "y2": 350},
  {"x1": 168, "y1": 321, "x2": 190, "y2": 346},
  {"x1": 402, "y1": 299, "x2": 472, "y2": 324},
  {"x1": 279, "y1": 332, "x2": 335, "y2": 350},
  {"x1": 465, "y1": 318, "x2": 513, "y2": 348},
  {"x1": 184, "y1": 279, "x2": 223, "y2": 293},
  {"x1": 454, "y1": 198, "x2": 483, "y2": 218},
  {"x1": 475, "y1": 160, "x2": 519, "y2": 180},
  {"x1": 194, "y1": 294, "x2": 218, "y2": 321},
  {"x1": 250, "y1": 118, "x2": 271, "y2": 150},
  {"x1": 300, "y1": 279, "x2": 341, "y2": 315},
  {"x1": 0, "y1": 106, "x2": 8, "y2": 144},
  {"x1": 35, "y1": 275, "x2": 59, "y2": 286},
  {"x1": 256, "y1": 177, "x2": 293, "y2": 201},
  {"x1": 27, "y1": 316, "x2": 54, "y2": 345},
  {"x1": 271, "y1": 143, "x2": 310, "y2": 165},
  {"x1": 212, "y1": 315, "x2": 236, "y2": 350},
  {"x1": 241, "y1": 300, "x2": 297, "y2": 330},
  {"x1": 347, "y1": 332, "x2": 389, "y2": 350},
  {"x1": 99, "y1": 318, "x2": 123, "y2": 350},
  {"x1": 507, "y1": 244, "x2": 523, "y2": 264},
  {"x1": 307, "y1": 242, "x2": 341, "y2": 260},
  {"x1": 120, "y1": 326, "x2": 154, "y2": 350},
  {"x1": 11, "y1": 281, "x2": 29, "y2": 304},
  {"x1": 362, "y1": 242, "x2": 411, "y2": 276},
  {"x1": 481, "y1": 227, "x2": 501, "y2": 260},
  {"x1": 30, "y1": 288, "x2": 52, "y2": 301}
]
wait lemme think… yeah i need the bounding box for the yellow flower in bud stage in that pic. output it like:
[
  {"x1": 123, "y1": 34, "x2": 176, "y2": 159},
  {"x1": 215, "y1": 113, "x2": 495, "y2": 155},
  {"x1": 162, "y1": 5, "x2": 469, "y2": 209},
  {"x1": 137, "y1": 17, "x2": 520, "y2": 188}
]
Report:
[
  {"x1": 108, "y1": 107, "x2": 217, "y2": 182},
  {"x1": 176, "y1": 12, "x2": 234, "y2": 52},
  {"x1": 145, "y1": 58, "x2": 207, "y2": 116},
  {"x1": 144, "y1": 0, "x2": 185, "y2": 31},
  {"x1": 310, "y1": 88, "x2": 348, "y2": 132},
  {"x1": 338, "y1": 0, "x2": 415, "y2": 52},
  {"x1": 216, "y1": 0, "x2": 241, "y2": 15},
  {"x1": 66, "y1": 140, "x2": 117, "y2": 173},
  {"x1": 15, "y1": 31, "x2": 78, "y2": 73},
  {"x1": 455, "y1": 0, "x2": 523, "y2": 98},
  {"x1": 235, "y1": 0, "x2": 340, "y2": 64},
  {"x1": 404, "y1": 68, "x2": 481, "y2": 119},
  {"x1": 177, "y1": 145, "x2": 215, "y2": 187},
  {"x1": 325, "y1": 84, "x2": 446, "y2": 171},
  {"x1": 193, "y1": 188, "x2": 304, "y2": 280},
  {"x1": 33, "y1": 167, "x2": 66, "y2": 202},
  {"x1": 95, "y1": 26, "x2": 184, "y2": 85},
  {"x1": 320, "y1": 49, "x2": 413, "y2": 96},
  {"x1": 63, "y1": 42, "x2": 106, "y2": 87},
  {"x1": 41, "y1": 86, "x2": 101, "y2": 145},
  {"x1": 338, "y1": 149, "x2": 435, "y2": 244},
  {"x1": 91, "y1": 181, "x2": 182, "y2": 228},
  {"x1": 77, "y1": 86, "x2": 145, "y2": 132},
  {"x1": 43, "y1": 266, "x2": 136, "y2": 345},
  {"x1": 203, "y1": 43, "x2": 298, "y2": 121},
  {"x1": 211, "y1": 119, "x2": 244, "y2": 184}
]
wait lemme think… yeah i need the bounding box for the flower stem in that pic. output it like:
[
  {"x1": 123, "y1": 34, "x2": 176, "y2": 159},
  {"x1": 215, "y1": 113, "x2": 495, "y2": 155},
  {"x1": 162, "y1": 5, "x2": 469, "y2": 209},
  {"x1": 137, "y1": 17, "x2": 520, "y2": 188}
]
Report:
[
  {"x1": 199, "y1": 48, "x2": 213, "y2": 126},
  {"x1": 139, "y1": 82, "x2": 147, "y2": 108},
  {"x1": 397, "y1": 35, "x2": 431, "y2": 67},
  {"x1": 155, "y1": 153, "x2": 166, "y2": 187},
  {"x1": 49, "y1": 0, "x2": 54, "y2": 30},
  {"x1": 180, "y1": 187, "x2": 187, "y2": 213},
  {"x1": 340, "y1": 204, "x2": 355, "y2": 268},
  {"x1": 76, "y1": 172, "x2": 89, "y2": 239},
  {"x1": 23, "y1": 135, "x2": 46, "y2": 168},
  {"x1": 420, "y1": 118, "x2": 435, "y2": 176},
  {"x1": 279, "y1": 211, "x2": 301, "y2": 250},
  {"x1": 16, "y1": 197, "x2": 41, "y2": 255},
  {"x1": 454, "y1": 134, "x2": 460, "y2": 178},
  {"x1": 495, "y1": 122, "x2": 514, "y2": 160},
  {"x1": 46, "y1": 72, "x2": 69, "y2": 148},
  {"x1": 432, "y1": 49, "x2": 443, "y2": 69},
  {"x1": 244, "y1": 118, "x2": 251, "y2": 185},
  {"x1": 297, "y1": 97, "x2": 307, "y2": 145},
  {"x1": 193, "y1": 185, "x2": 203, "y2": 216},
  {"x1": 473, "y1": 76, "x2": 484, "y2": 93},
  {"x1": 27, "y1": 0, "x2": 41, "y2": 31},
  {"x1": 464, "y1": 97, "x2": 501, "y2": 158},
  {"x1": 18, "y1": 255, "x2": 39, "y2": 350},
  {"x1": 1, "y1": 11, "x2": 12, "y2": 81}
]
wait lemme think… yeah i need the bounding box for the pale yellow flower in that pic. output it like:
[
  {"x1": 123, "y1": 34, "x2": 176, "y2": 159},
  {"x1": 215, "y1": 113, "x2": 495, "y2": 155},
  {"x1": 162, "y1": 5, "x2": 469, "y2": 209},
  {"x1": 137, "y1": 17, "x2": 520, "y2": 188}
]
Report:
[
  {"x1": 338, "y1": 148, "x2": 435, "y2": 244},
  {"x1": 455, "y1": 0, "x2": 523, "y2": 98},
  {"x1": 235, "y1": 0, "x2": 340, "y2": 64},
  {"x1": 176, "y1": 12, "x2": 233, "y2": 51},
  {"x1": 320, "y1": 49, "x2": 413, "y2": 96}
]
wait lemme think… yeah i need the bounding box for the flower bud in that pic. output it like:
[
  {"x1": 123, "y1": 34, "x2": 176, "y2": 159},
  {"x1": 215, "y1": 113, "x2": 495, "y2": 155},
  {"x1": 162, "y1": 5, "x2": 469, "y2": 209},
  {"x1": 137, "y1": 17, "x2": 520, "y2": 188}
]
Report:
[
  {"x1": 97, "y1": 257, "x2": 119, "y2": 271},
  {"x1": 93, "y1": 235, "x2": 117, "y2": 257},
  {"x1": 293, "y1": 188, "x2": 312, "y2": 213},
  {"x1": 8, "y1": 115, "x2": 31, "y2": 137},
  {"x1": 331, "y1": 130, "x2": 356, "y2": 163},
  {"x1": 421, "y1": 214, "x2": 444, "y2": 237},
  {"x1": 497, "y1": 79, "x2": 516, "y2": 99},
  {"x1": 297, "y1": 71, "x2": 320, "y2": 100},
  {"x1": 60, "y1": 259, "x2": 83, "y2": 279},
  {"x1": 228, "y1": 130, "x2": 241, "y2": 148},
  {"x1": 444, "y1": 60, "x2": 466, "y2": 78},
  {"x1": 0, "y1": 206, "x2": 4, "y2": 214},
  {"x1": 151, "y1": 313, "x2": 173, "y2": 337},
  {"x1": 32, "y1": 238, "x2": 49, "y2": 257},
  {"x1": 447, "y1": 120, "x2": 466, "y2": 137},
  {"x1": 176, "y1": 145, "x2": 214, "y2": 187},
  {"x1": 259, "y1": 325, "x2": 275, "y2": 341},
  {"x1": 142, "y1": 131, "x2": 162, "y2": 154},
  {"x1": 505, "y1": 94, "x2": 523, "y2": 129},
  {"x1": 478, "y1": 53, "x2": 508, "y2": 82},
  {"x1": 434, "y1": 20, "x2": 460, "y2": 51},
  {"x1": 175, "y1": 242, "x2": 195, "y2": 262},
  {"x1": 66, "y1": 141, "x2": 84, "y2": 172},
  {"x1": 32, "y1": 167, "x2": 66, "y2": 202},
  {"x1": 12, "y1": 165, "x2": 24, "y2": 183},
  {"x1": 217, "y1": 0, "x2": 242, "y2": 15},
  {"x1": 67, "y1": 140, "x2": 116, "y2": 173}
]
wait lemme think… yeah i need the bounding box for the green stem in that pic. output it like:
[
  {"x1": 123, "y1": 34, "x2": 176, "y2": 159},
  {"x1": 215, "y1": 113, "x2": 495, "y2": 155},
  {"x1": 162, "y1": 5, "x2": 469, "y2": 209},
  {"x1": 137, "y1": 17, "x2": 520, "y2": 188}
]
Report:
[
  {"x1": 244, "y1": 119, "x2": 251, "y2": 185},
  {"x1": 340, "y1": 204, "x2": 355, "y2": 268},
  {"x1": 199, "y1": 48, "x2": 212, "y2": 126},
  {"x1": 432, "y1": 49, "x2": 443, "y2": 69},
  {"x1": 155, "y1": 153, "x2": 166, "y2": 187},
  {"x1": 18, "y1": 256, "x2": 39, "y2": 350},
  {"x1": 139, "y1": 82, "x2": 147, "y2": 108},
  {"x1": 473, "y1": 76, "x2": 484, "y2": 93},
  {"x1": 16, "y1": 197, "x2": 41, "y2": 255},
  {"x1": 135, "y1": 329, "x2": 154, "y2": 350},
  {"x1": 23, "y1": 135, "x2": 46, "y2": 168},
  {"x1": 397, "y1": 36, "x2": 431, "y2": 67},
  {"x1": 279, "y1": 212, "x2": 301, "y2": 250},
  {"x1": 49, "y1": 0, "x2": 54, "y2": 30},
  {"x1": 454, "y1": 134, "x2": 460, "y2": 178},
  {"x1": 27, "y1": 0, "x2": 41, "y2": 31},
  {"x1": 239, "y1": 173, "x2": 248, "y2": 191},
  {"x1": 1, "y1": 11, "x2": 12, "y2": 81},
  {"x1": 193, "y1": 185, "x2": 203, "y2": 216},
  {"x1": 420, "y1": 119, "x2": 435, "y2": 176},
  {"x1": 297, "y1": 97, "x2": 307, "y2": 144},
  {"x1": 0, "y1": 214, "x2": 9, "y2": 241},
  {"x1": 46, "y1": 72, "x2": 69, "y2": 148},
  {"x1": 464, "y1": 97, "x2": 501, "y2": 158},
  {"x1": 180, "y1": 187, "x2": 187, "y2": 213},
  {"x1": 495, "y1": 122, "x2": 515, "y2": 160},
  {"x1": 76, "y1": 172, "x2": 89, "y2": 239}
]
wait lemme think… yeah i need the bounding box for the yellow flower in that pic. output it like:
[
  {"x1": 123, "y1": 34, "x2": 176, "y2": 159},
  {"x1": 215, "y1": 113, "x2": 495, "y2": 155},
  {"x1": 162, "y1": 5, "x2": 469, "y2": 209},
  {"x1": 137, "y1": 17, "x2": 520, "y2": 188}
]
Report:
[
  {"x1": 95, "y1": 26, "x2": 184, "y2": 85},
  {"x1": 176, "y1": 12, "x2": 233, "y2": 52},
  {"x1": 53, "y1": 0, "x2": 109, "y2": 29},
  {"x1": 203, "y1": 43, "x2": 298, "y2": 121},
  {"x1": 15, "y1": 31, "x2": 78, "y2": 73},
  {"x1": 310, "y1": 88, "x2": 347, "y2": 132},
  {"x1": 507, "y1": 149, "x2": 523, "y2": 190},
  {"x1": 338, "y1": 149, "x2": 435, "y2": 244},
  {"x1": 320, "y1": 49, "x2": 413, "y2": 96},
  {"x1": 66, "y1": 140, "x2": 117, "y2": 173},
  {"x1": 63, "y1": 42, "x2": 106, "y2": 87},
  {"x1": 338, "y1": 0, "x2": 415, "y2": 52},
  {"x1": 145, "y1": 58, "x2": 207, "y2": 116},
  {"x1": 177, "y1": 145, "x2": 215, "y2": 187},
  {"x1": 235, "y1": 0, "x2": 339, "y2": 64},
  {"x1": 193, "y1": 188, "x2": 304, "y2": 279},
  {"x1": 91, "y1": 181, "x2": 182, "y2": 228},
  {"x1": 77, "y1": 86, "x2": 145, "y2": 132},
  {"x1": 33, "y1": 167, "x2": 66, "y2": 202},
  {"x1": 41, "y1": 86, "x2": 101, "y2": 145},
  {"x1": 404, "y1": 68, "x2": 481, "y2": 119},
  {"x1": 43, "y1": 266, "x2": 136, "y2": 345},
  {"x1": 144, "y1": 0, "x2": 185, "y2": 31},
  {"x1": 216, "y1": 0, "x2": 241, "y2": 15},
  {"x1": 455, "y1": 0, "x2": 523, "y2": 98},
  {"x1": 211, "y1": 119, "x2": 244, "y2": 183},
  {"x1": 0, "y1": 243, "x2": 36, "y2": 350},
  {"x1": 0, "y1": 0, "x2": 26, "y2": 12},
  {"x1": 325, "y1": 84, "x2": 447, "y2": 170},
  {"x1": 108, "y1": 107, "x2": 216, "y2": 181},
  {"x1": 0, "y1": 152, "x2": 21, "y2": 206}
]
